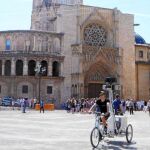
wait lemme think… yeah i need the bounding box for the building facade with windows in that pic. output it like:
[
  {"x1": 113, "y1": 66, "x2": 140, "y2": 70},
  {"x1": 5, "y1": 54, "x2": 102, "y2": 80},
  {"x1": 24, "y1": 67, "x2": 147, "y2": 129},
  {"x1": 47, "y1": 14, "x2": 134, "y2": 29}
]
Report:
[
  {"x1": 0, "y1": 0, "x2": 149, "y2": 106},
  {"x1": 135, "y1": 34, "x2": 150, "y2": 100}
]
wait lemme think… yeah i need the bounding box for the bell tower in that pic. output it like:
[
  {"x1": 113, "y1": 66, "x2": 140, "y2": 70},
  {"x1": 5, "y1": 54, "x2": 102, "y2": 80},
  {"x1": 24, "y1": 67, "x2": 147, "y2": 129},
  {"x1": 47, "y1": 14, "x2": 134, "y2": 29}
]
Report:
[
  {"x1": 31, "y1": 0, "x2": 83, "y2": 31},
  {"x1": 32, "y1": 0, "x2": 83, "y2": 9}
]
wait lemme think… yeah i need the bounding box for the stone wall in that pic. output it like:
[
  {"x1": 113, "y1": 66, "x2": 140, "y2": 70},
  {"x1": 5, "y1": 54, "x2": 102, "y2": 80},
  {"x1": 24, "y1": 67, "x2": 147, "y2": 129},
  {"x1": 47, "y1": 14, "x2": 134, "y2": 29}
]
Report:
[
  {"x1": 136, "y1": 64, "x2": 150, "y2": 100},
  {"x1": 0, "y1": 76, "x2": 63, "y2": 104},
  {"x1": 117, "y1": 12, "x2": 136, "y2": 99},
  {"x1": 135, "y1": 44, "x2": 150, "y2": 100},
  {"x1": 0, "y1": 31, "x2": 62, "y2": 53}
]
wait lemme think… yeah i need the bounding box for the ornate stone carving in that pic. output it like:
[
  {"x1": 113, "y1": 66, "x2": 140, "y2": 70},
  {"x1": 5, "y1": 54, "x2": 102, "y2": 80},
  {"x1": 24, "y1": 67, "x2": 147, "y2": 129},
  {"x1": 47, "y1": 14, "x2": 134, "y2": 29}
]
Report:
[{"x1": 71, "y1": 44, "x2": 82, "y2": 56}]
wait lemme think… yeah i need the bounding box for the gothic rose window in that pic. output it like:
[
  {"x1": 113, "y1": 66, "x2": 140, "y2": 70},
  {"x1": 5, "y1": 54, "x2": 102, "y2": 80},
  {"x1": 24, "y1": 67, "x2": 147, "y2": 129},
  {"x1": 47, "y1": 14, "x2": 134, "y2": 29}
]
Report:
[{"x1": 84, "y1": 24, "x2": 107, "y2": 47}]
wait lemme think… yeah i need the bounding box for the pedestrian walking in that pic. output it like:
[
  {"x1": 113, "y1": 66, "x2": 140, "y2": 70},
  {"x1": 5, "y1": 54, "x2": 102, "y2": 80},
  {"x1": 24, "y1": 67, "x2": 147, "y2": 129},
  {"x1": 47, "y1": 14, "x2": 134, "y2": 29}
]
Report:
[
  {"x1": 129, "y1": 100, "x2": 134, "y2": 115},
  {"x1": 144, "y1": 100, "x2": 147, "y2": 113},
  {"x1": 23, "y1": 98, "x2": 27, "y2": 113},
  {"x1": 147, "y1": 100, "x2": 150, "y2": 116},
  {"x1": 122, "y1": 100, "x2": 126, "y2": 114},
  {"x1": 34, "y1": 98, "x2": 37, "y2": 109},
  {"x1": 40, "y1": 100, "x2": 44, "y2": 113},
  {"x1": 20, "y1": 98, "x2": 24, "y2": 113},
  {"x1": 12, "y1": 99, "x2": 15, "y2": 110}
]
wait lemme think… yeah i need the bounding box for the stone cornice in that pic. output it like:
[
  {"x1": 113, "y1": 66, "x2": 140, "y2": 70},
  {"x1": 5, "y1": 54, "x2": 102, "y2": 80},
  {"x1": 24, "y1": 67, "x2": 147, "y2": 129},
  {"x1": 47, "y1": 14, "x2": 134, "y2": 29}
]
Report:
[
  {"x1": 135, "y1": 44, "x2": 150, "y2": 48},
  {"x1": 0, "y1": 51, "x2": 65, "y2": 60},
  {"x1": 0, "y1": 76, "x2": 65, "y2": 81},
  {"x1": 0, "y1": 30, "x2": 64, "y2": 38},
  {"x1": 136, "y1": 61, "x2": 150, "y2": 65}
]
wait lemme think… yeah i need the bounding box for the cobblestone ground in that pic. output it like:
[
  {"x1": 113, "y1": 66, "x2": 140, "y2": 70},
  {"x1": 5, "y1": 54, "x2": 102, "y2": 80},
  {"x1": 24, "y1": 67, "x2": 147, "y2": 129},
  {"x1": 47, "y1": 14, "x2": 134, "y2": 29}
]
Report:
[{"x1": 0, "y1": 108, "x2": 150, "y2": 150}]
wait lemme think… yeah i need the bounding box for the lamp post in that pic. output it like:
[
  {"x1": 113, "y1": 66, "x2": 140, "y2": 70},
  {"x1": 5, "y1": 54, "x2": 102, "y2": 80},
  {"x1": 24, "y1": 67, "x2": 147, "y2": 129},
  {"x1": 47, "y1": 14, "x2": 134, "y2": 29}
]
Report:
[{"x1": 35, "y1": 62, "x2": 46, "y2": 103}]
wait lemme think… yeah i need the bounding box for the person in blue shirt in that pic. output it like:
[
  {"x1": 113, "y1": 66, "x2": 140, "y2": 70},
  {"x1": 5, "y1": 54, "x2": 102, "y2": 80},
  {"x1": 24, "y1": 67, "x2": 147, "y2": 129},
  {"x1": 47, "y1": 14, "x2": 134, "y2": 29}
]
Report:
[
  {"x1": 40, "y1": 100, "x2": 45, "y2": 113},
  {"x1": 113, "y1": 94, "x2": 122, "y2": 115}
]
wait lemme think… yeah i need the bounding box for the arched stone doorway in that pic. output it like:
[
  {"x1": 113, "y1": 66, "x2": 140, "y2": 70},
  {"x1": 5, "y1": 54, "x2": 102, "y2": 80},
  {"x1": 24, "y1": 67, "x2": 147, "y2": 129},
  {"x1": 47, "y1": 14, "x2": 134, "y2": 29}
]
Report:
[
  {"x1": 28, "y1": 60, "x2": 36, "y2": 76},
  {"x1": 84, "y1": 48, "x2": 118, "y2": 98},
  {"x1": 16, "y1": 60, "x2": 23, "y2": 76},
  {"x1": 85, "y1": 65, "x2": 110, "y2": 98},
  {"x1": 86, "y1": 71, "x2": 104, "y2": 98}
]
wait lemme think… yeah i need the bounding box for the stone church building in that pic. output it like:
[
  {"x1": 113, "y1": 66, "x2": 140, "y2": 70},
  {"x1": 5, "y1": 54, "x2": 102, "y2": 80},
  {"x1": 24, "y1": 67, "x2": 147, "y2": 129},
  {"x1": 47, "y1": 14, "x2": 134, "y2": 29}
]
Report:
[{"x1": 0, "y1": 0, "x2": 149, "y2": 106}]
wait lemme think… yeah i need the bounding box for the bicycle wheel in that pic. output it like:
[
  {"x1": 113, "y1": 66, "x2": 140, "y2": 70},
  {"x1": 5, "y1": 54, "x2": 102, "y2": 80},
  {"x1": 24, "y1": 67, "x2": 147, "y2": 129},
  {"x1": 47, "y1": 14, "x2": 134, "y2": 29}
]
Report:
[
  {"x1": 90, "y1": 127, "x2": 102, "y2": 148},
  {"x1": 126, "y1": 124, "x2": 133, "y2": 143}
]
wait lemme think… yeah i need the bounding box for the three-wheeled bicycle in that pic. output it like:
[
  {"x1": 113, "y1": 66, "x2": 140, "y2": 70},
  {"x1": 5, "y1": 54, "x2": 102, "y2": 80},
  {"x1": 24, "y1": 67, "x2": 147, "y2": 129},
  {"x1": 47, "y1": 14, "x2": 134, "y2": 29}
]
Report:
[
  {"x1": 90, "y1": 77, "x2": 133, "y2": 148},
  {"x1": 90, "y1": 111, "x2": 133, "y2": 148}
]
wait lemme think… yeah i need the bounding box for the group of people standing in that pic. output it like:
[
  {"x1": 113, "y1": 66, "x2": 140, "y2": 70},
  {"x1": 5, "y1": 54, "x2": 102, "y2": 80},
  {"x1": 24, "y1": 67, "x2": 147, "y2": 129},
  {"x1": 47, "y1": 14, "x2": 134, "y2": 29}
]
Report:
[
  {"x1": 65, "y1": 98, "x2": 95, "y2": 113},
  {"x1": 13, "y1": 98, "x2": 45, "y2": 113},
  {"x1": 65, "y1": 92, "x2": 150, "y2": 116}
]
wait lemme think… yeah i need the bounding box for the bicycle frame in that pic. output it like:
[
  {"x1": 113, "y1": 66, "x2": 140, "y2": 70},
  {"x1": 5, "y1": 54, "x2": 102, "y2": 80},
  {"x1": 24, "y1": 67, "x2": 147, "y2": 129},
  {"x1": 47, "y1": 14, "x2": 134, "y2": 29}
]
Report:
[{"x1": 94, "y1": 113, "x2": 105, "y2": 137}]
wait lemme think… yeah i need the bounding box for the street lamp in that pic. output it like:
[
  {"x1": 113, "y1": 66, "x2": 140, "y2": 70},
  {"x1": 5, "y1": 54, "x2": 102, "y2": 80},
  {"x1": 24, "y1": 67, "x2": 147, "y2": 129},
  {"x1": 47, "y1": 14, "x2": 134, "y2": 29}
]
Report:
[{"x1": 35, "y1": 62, "x2": 46, "y2": 103}]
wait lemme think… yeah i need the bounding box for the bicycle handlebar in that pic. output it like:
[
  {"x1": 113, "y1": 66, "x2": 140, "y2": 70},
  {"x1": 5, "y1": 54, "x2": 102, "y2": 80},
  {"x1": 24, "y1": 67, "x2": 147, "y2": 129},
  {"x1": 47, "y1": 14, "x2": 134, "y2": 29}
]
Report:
[{"x1": 94, "y1": 111, "x2": 102, "y2": 115}]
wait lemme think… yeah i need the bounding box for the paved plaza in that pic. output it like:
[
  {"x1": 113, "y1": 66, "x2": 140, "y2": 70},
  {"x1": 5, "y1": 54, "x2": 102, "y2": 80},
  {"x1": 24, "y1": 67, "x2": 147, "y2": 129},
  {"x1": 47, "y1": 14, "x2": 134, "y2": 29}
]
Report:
[{"x1": 0, "y1": 109, "x2": 150, "y2": 150}]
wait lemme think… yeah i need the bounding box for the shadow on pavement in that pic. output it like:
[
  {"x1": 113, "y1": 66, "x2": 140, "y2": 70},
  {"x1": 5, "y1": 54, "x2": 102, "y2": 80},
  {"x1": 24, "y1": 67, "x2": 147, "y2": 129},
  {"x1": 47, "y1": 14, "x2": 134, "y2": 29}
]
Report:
[{"x1": 92, "y1": 140, "x2": 137, "y2": 150}]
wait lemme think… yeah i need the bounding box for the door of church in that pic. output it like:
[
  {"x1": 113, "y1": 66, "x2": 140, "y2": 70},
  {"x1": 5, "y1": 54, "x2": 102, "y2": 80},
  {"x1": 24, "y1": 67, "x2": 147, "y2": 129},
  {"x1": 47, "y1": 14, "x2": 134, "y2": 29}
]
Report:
[{"x1": 88, "y1": 83, "x2": 102, "y2": 98}]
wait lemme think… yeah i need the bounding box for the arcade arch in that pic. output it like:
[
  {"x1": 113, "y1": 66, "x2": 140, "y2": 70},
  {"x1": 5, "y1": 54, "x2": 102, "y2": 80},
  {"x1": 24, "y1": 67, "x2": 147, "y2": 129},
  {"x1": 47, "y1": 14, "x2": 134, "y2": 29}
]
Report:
[
  {"x1": 16, "y1": 60, "x2": 23, "y2": 76},
  {"x1": 41, "y1": 60, "x2": 48, "y2": 76},
  {"x1": 28, "y1": 60, "x2": 36, "y2": 76},
  {"x1": 4, "y1": 60, "x2": 11, "y2": 76}
]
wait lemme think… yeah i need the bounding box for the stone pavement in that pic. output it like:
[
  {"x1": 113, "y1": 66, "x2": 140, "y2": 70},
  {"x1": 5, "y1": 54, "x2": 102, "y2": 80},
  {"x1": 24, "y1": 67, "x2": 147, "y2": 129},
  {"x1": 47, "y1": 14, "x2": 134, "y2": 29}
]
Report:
[{"x1": 0, "y1": 109, "x2": 150, "y2": 150}]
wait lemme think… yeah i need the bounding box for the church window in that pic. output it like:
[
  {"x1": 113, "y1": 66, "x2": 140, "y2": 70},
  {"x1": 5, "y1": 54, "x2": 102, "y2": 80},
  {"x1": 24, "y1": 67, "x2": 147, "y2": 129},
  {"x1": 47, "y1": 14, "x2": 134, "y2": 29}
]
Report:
[
  {"x1": 25, "y1": 41, "x2": 31, "y2": 51},
  {"x1": 52, "y1": 61, "x2": 60, "y2": 77},
  {"x1": 22, "y1": 85, "x2": 28, "y2": 94},
  {"x1": 5, "y1": 39, "x2": 11, "y2": 50},
  {"x1": 84, "y1": 23, "x2": 107, "y2": 47},
  {"x1": 147, "y1": 52, "x2": 149, "y2": 59},
  {"x1": 139, "y1": 50, "x2": 143, "y2": 58},
  {"x1": 47, "y1": 86, "x2": 52, "y2": 94}
]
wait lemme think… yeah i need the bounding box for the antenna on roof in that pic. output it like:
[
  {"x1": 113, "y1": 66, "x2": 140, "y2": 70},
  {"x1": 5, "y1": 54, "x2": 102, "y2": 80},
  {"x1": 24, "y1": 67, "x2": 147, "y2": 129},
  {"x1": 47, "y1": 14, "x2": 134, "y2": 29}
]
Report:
[{"x1": 134, "y1": 24, "x2": 140, "y2": 26}]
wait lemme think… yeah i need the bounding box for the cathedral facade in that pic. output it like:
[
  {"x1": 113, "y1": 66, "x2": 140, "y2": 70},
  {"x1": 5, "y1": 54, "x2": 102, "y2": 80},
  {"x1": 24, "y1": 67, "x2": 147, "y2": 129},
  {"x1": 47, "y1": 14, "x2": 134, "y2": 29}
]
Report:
[{"x1": 0, "y1": 0, "x2": 149, "y2": 106}]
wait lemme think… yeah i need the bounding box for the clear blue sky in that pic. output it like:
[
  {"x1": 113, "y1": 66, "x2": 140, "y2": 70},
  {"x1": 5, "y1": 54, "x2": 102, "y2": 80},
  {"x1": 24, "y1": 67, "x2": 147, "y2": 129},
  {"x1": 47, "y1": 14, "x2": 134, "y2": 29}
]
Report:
[{"x1": 0, "y1": 0, "x2": 149, "y2": 43}]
